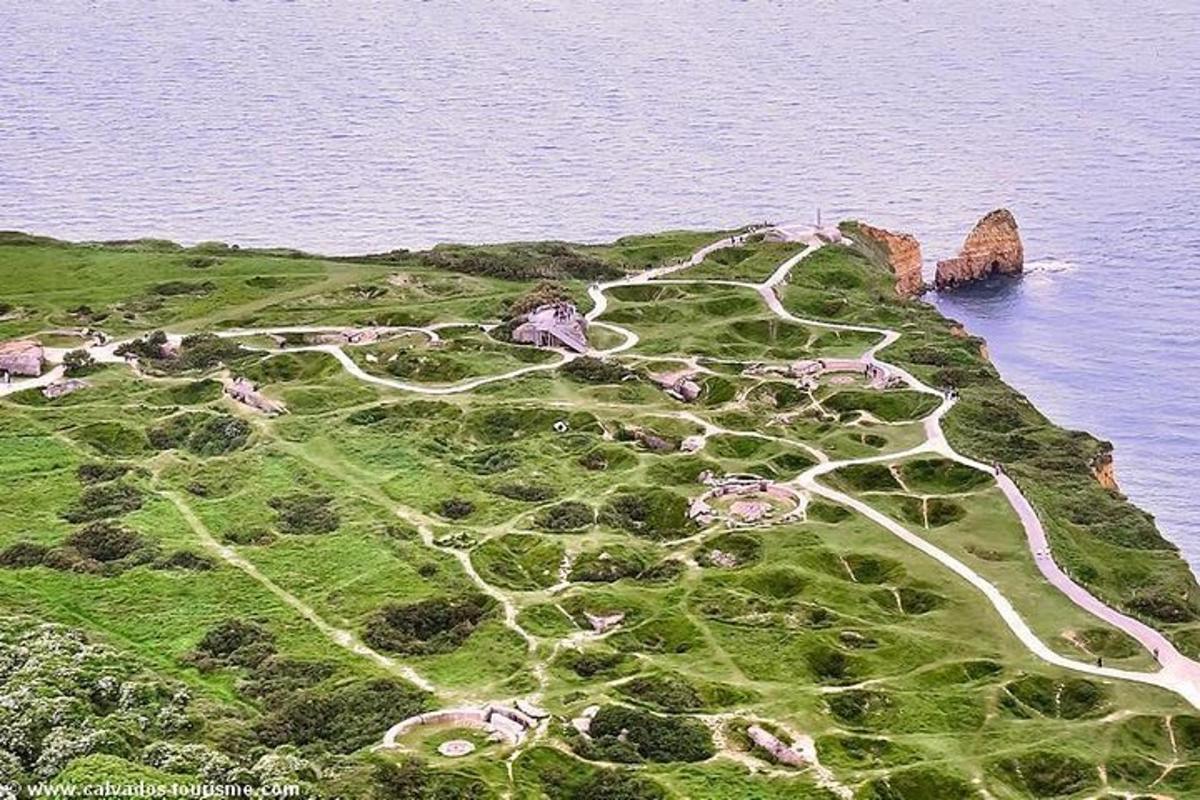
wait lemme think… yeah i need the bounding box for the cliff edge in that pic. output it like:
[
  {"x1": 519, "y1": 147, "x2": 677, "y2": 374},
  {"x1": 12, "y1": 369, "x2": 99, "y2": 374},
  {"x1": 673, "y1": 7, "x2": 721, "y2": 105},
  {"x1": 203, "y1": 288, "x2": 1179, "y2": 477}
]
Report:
[
  {"x1": 850, "y1": 221, "x2": 925, "y2": 297},
  {"x1": 935, "y1": 209, "x2": 1024, "y2": 290}
]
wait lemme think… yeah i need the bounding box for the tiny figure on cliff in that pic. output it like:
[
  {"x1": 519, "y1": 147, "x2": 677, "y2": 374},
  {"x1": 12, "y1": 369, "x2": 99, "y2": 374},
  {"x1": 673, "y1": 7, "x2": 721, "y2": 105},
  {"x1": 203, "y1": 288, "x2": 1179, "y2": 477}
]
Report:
[{"x1": 1097, "y1": 657, "x2": 1104, "y2": 668}]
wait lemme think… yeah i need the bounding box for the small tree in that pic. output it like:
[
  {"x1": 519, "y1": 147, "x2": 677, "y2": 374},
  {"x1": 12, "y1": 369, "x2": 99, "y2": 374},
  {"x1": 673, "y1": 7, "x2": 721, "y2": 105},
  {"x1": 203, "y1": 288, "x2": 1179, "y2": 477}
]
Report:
[{"x1": 63, "y1": 349, "x2": 96, "y2": 376}]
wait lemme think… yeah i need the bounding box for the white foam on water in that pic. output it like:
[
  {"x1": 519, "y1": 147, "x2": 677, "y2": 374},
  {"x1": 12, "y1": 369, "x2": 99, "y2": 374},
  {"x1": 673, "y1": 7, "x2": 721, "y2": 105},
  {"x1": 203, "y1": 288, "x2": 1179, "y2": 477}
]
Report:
[{"x1": 1025, "y1": 258, "x2": 1077, "y2": 274}]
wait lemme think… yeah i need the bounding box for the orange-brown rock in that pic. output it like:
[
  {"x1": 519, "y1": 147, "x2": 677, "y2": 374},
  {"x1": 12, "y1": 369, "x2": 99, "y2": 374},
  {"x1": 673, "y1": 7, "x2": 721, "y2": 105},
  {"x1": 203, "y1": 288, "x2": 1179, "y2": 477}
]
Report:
[
  {"x1": 935, "y1": 209, "x2": 1024, "y2": 290},
  {"x1": 1090, "y1": 449, "x2": 1119, "y2": 492},
  {"x1": 854, "y1": 222, "x2": 925, "y2": 297}
]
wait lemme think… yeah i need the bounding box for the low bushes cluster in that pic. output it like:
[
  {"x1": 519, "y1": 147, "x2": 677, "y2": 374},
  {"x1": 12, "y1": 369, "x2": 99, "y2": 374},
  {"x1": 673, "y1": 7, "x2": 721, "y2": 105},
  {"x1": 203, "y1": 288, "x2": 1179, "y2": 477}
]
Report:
[
  {"x1": 506, "y1": 281, "x2": 576, "y2": 318},
  {"x1": 183, "y1": 618, "x2": 338, "y2": 706},
  {"x1": 148, "y1": 412, "x2": 250, "y2": 456},
  {"x1": 62, "y1": 481, "x2": 144, "y2": 522},
  {"x1": 696, "y1": 532, "x2": 762, "y2": 568},
  {"x1": 599, "y1": 488, "x2": 693, "y2": 540},
  {"x1": 256, "y1": 677, "x2": 429, "y2": 753},
  {"x1": 491, "y1": 481, "x2": 557, "y2": 502},
  {"x1": 437, "y1": 497, "x2": 475, "y2": 520},
  {"x1": 77, "y1": 462, "x2": 131, "y2": 484},
  {"x1": 369, "y1": 757, "x2": 490, "y2": 800},
  {"x1": 617, "y1": 671, "x2": 754, "y2": 713},
  {"x1": 1, "y1": 521, "x2": 159, "y2": 575},
  {"x1": 561, "y1": 357, "x2": 631, "y2": 385},
  {"x1": 269, "y1": 493, "x2": 340, "y2": 534},
  {"x1": 535, "y1": 501, "x2": 594, "y2": 531},
  {"x1": 363, "y1": 593, "x2": 495, "y2": 655},
  {"x1": 417, "y1": 241, "x2": 622, "y2": 281},
  {"x1": 577, "y1": 705, "x2": 714, "y2": 763},
  {"x1": 990, "y1": 750, "x2": 1096, "y2": 797}
]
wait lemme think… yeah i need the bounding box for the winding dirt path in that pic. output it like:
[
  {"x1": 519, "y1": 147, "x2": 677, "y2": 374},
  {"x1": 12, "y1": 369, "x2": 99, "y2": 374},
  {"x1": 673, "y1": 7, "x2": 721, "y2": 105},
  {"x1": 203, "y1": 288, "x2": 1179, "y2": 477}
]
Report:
[
  {"x1": 165, "y1": 491, "x2": 436, "y2": 692},
  {"x1": 13, "y1": 225, "x2": 1200, "y2": 713}
]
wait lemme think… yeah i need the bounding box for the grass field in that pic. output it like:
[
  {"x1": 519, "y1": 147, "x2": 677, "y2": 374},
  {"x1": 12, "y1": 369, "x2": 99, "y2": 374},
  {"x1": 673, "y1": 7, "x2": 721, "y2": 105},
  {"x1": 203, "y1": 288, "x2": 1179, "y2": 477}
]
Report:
[{"x1": 1, "y1": 228, "x2": 1197, "y2": 799}]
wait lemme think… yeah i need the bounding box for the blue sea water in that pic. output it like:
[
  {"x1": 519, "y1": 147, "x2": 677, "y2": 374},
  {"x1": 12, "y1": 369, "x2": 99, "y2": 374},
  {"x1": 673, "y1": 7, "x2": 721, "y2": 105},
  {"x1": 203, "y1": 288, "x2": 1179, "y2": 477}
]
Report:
[{"x1": 1, "y1": 1, "x2": 1198, "y2": 566}]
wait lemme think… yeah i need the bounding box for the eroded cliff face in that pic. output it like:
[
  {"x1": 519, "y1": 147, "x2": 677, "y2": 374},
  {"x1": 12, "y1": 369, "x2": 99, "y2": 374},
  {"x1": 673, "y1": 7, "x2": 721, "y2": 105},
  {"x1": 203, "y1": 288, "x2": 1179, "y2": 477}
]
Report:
[
  {"x1": 854, "y1": 222, "x2": 925, "y2": 297},
  {"x1": 935, "y1": 209, "x2": 1024, "y2": 290},
  {"x1": 1090, "y1": 449, "x2": 1120, "y2": 492}
]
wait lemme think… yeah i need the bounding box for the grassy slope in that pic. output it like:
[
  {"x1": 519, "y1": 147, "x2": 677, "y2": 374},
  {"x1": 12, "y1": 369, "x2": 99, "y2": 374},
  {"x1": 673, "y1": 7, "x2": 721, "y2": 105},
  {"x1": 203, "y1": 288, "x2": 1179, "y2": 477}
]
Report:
[{"x1": 1, "y1": 229, "x2": 1198, "y2": 799}]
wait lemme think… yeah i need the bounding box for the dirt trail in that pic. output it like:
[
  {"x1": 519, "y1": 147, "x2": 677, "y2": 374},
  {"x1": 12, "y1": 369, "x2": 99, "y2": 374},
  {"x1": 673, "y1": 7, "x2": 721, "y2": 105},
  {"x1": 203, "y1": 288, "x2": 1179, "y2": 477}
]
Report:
[{"x1": 165, "y1": 491, "x2": 436, "y2": 692}]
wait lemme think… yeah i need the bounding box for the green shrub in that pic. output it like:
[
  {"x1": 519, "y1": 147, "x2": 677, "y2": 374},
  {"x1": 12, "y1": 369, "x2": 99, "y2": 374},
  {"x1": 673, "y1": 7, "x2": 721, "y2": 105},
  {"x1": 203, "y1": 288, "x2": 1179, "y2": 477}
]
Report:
[
  {"x1": 600, "y1": 488, "x2": 693, "y2": 540},
  {"x1": 437, "y1": 497, "x2": 475, "y2": 520},
  {"x1": 185, "y1": 416, "x2": 251, "y2": 456},
  {"x1": 269, "y1": 493, "x2": 339, "y2": 534},
  {"x1": 65, "y1": 521, "x2": 147, "y2": 562},
  {"x1": 257, "y1": 678, "x2": 430, "y2": 753},
  {"x1": 491, "y1": 482, "x2": 557, "y2": 502},
  {"x1": 363, "y1": 593, "x2": 495, "y2": 655},
  {"x1": 561, "y1": 357, "x2": 631, "y2": 385},
  {"x1": 62, "y1": 348, "x2": 96, "y2": 376},
  {"x1": 807, "y1": 500, "x2": 851, "y2": 523},
  {"x1": 185, "y1": 618, "x2": 276, "y2": 671},
  {"x1": 990, "y1": 750, "x2": 1096, "y2": 797},
  {"x1": 696, "y1": 532, "x2": 762, "y2": 568},
  {"x1": 153, "y1": 550, "x2": 215, "y2": 571},
  {"x1": 62, "y1": 481, "x2": 144, "y2": 522},
  {"x1": 76, "y1": 463, "x2": 131, "y2": 484},
  {"x1": 0, "y1": 541, "x2": 50, "y2": 568},
  {"x1": 536, "y1": 501, "x2": 594, "y2": 531},
  {"x1": 582, "y1": 705, "x2": 714, "y2": 763}
]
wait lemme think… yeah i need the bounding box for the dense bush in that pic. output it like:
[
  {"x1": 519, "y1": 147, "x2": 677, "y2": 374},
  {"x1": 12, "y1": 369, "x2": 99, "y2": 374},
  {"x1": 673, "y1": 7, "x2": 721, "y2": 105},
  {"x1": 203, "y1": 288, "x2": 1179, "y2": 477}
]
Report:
[
  {"x1": 990, "y1": 750, "x2": 1096, "y2": 797},
  {"x1": 256, "y1": 678, "x2": 430, "y2": 753},
  {"x1": 491, "y1": 481, "x2": 557, "y2": 502},
  {"x1": 185, "y1": 618, "x2": 276, "y2": 671},
  {"x1": 115, "y1": 330, "x2": 170, "y2": 360},
  {"x1": 561, "y1": 357, "x2": 631, "y2": 385},
  {"x1": 66, "y1": 521, "x2": 149, "y2": 562},
  {"x1": 363, "y1": 593, "x2": 495, "y2": 655},
  {"x1": 696, "y1": 532, "x2": 761, "y2": 568},
  {"x1": 186, "y1": 415, "x2": 251, "y2": 456},
  {"x1": 600, "y1": 488, "x2": 693, "y2": 540},
  {"x1": 269, "y1": 493, "x2": 340, "y2": 535},
  {"x1": 582, "y1": 705, "x2": 714, "y2": 763},
  {"x1": 506, "y1": 281, "x2": 576, "y2": 318},
  {"x1": 437, "y1": 497, "x2": 475, "y2": 520},
  {"x1": 239, "y1": 655, "x2": 336, "y2": 701},
  {"x1": 153, "y1": 550, "x2": 215, "y2": 571},
  {"x1": 558, "y1": 650, "x2": 634, "y2": 679},
  {"x1": 0, "y1": 618, "x2": 198, "y2": 783},
  {"x1": 152, "y1": 280, "x2": 216, "y2": 296},
  {"x1": 419, "y1": 241, "x2": 622, "y2": 281},
  {"x1": 536, "y1": 501, "x2": 595, "y2": 531},
  {"x1": 63, "y1": 348, "x2": 97, "y2": 376},
  {"x1": 77, "y1": 463, "x2": 131, "y2": 484},
  {"x1": 370, "y1": 756, "x2": 491, "y2": 800},
  {"x1": 0, "y1": 541, "x2": 51, "y2": 567},
  {"x1": 62, "y1": 481, "x2": 144, "y2": 522},
  {"x1": 459, "y1": 447, "x2": 520, "y2": 475}
]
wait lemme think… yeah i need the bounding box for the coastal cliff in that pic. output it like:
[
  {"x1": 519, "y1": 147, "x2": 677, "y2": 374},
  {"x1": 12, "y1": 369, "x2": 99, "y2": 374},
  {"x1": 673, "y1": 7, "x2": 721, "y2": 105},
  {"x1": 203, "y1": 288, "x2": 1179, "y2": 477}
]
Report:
[
  {"x1": 935, "y1": 209, "x2": 1024, "y2": 290},
  {"x1": 842, "y1": 221, "x2": 925, "y2": 296},
  {"x1": 1090, "y1": 448, "x2": 1120, "y2": 492}
]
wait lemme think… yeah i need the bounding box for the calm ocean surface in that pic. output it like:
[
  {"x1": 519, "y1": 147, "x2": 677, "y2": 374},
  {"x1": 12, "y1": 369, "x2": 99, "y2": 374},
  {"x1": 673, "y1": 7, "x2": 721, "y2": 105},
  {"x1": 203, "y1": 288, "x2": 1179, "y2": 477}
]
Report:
[{"x1": 2, "y1": 2, "x2": 1198, "y2": 567}]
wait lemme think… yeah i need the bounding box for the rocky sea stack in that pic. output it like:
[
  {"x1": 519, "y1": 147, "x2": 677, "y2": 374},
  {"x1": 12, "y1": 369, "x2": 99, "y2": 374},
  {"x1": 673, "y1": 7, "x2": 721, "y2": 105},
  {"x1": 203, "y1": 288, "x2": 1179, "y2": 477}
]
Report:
[{"x1": 935, "y1": 209, "x2": 1024, "y2": 290}]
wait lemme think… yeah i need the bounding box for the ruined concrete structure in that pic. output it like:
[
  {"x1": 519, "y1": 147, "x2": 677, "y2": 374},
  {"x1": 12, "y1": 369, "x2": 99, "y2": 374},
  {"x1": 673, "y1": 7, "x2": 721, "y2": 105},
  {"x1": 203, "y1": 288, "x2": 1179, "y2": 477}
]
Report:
[
  {"x1": 42, "y1": 379, "x2": 88, "y2": 400},
  {"x1": 746, "y1": 725, "x2": 807, "y2": 767},
  {"x1": 935, "y1": 209, "x2": 1024, "y2": 290},
  {"x1": 0, "y1": 340, "x2": 44, "y2": 378},
  {"x1": 225, "y1": 377, "x2": 286, "y2": 415},
  {"x1": 383, "y1": 702, "x2": 541, "y2": 749},
  {"x1": 853, "y1": 222, "x2": 925, "y2": 297},
  {"x1": 511, "y1": 303, "x2": 589, "y2": 353}
]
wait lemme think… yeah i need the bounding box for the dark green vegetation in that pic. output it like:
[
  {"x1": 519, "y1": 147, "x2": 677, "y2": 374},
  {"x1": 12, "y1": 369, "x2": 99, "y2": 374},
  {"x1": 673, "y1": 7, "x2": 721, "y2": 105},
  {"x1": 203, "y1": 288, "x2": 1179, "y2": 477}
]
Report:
[{"x1": 1, "y1": 227, "x2": 1197, "y2": 798}]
